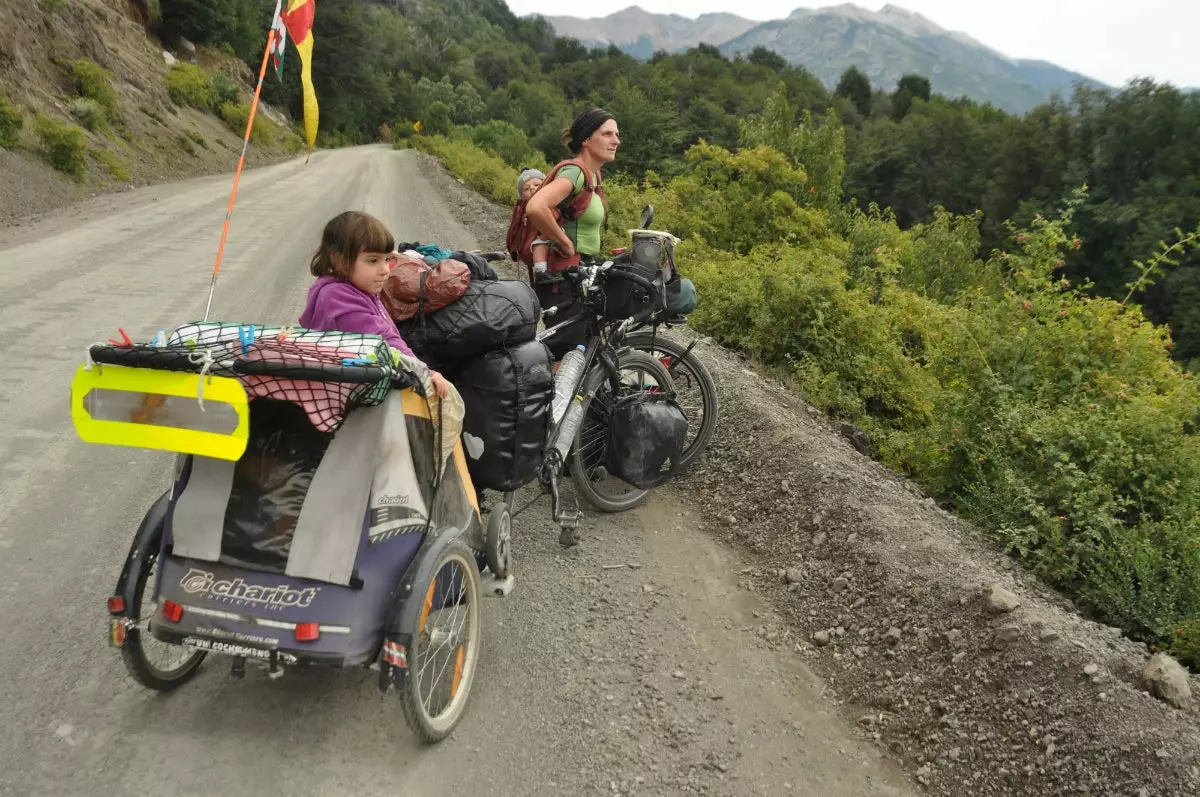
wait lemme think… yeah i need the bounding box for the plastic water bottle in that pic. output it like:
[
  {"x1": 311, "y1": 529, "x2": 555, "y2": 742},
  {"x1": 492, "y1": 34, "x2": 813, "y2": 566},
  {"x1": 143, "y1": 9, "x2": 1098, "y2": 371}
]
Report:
[
  {"x1": 553, "y1": 393, "x2": 586, "y2": 463},
  {"x1": 551, "y1": 345, "x2": 587, "y2": 424}
]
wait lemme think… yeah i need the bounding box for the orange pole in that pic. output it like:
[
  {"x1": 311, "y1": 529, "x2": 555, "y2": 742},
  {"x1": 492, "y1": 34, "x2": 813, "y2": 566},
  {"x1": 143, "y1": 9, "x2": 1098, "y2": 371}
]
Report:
[{"x1": 203, "y1": 22, "x2": 280, "y2": 322}]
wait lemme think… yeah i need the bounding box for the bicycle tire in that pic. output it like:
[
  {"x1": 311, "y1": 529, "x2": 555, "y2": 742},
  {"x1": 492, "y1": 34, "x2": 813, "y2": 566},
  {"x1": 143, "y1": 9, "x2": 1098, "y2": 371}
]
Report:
[
  {"x1": 121, "y1": 529, "x2": 206, "y2": 691},
  {"x1": 622, "y1": 332, "x2": 718, "y2": 470},
  {"x1": 400, "y1": 540, "x2": 482, "y2": 743}
]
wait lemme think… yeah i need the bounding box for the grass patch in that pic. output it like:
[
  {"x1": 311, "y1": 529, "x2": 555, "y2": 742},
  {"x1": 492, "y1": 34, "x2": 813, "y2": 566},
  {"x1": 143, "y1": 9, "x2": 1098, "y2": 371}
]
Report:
[
  {"x1": 89, "y1": 148, "x2": 131, "y2": 181},
  {"x1": 219, "y1": 102, "x2": 276, "y2": 147},
  {"x1": 34, "y1": 115, "x2": 88, "y2": 179},
  {"x1": 70, "y1": 59, "x2": 119, "y2": 121},
  {"x1": 0, "y1": 91, "x2": 23, "y2": 149},
  {"x1": 165, "y1": 64, "x2": 215, "y2": 111},
  {"x1": 186, "y1": 128, "x2": 208, "y2": 149},
  {"x1": 409, "y1": 134, "x2": 523, "y2": 205},
  {"x1": 143, "y1": 108, "x2": 171, "y2": 128},
  {"x1": 68, "y1": 97, "x2": 107, "y2": 132}
]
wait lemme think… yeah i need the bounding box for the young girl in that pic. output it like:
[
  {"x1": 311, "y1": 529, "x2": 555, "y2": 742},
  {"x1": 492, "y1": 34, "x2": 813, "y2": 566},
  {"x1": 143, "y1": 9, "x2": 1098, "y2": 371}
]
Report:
[{"x1": 299, "y1": 210, "x2": 451, "y2": 398}]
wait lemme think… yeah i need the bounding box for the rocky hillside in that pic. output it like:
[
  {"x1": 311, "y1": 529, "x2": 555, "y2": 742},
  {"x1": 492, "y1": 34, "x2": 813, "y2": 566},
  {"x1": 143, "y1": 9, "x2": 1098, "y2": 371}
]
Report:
[
  {"x1": 541, "y1": 3, "x2": 1106, "y2": 114},
  {"x1": 0, "y1": 0, "x2": 299, "y2": 224}
]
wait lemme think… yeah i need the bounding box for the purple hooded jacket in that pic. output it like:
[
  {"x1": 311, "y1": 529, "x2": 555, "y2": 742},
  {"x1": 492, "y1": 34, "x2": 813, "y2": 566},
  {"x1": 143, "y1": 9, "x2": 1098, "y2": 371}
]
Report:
[{"x1": 298, "y1": 275, "x2": 417, "y2": 359}]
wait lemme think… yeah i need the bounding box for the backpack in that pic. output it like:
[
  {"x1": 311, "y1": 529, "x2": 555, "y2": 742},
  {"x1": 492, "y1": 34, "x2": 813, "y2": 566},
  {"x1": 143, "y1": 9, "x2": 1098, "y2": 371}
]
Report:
[
  {"x1": 506, "y1": 199, "x2": 537, "y2": 270},
  {"x1": 524, "y1": 159, "x2": 609, "y2": 273}
]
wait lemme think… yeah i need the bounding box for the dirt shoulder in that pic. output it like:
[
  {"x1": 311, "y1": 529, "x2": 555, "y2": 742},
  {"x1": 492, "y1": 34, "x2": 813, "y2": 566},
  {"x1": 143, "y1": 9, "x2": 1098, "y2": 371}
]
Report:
[{"x1": 418, "y1": 151, "x2": 1200, "y2": 797}]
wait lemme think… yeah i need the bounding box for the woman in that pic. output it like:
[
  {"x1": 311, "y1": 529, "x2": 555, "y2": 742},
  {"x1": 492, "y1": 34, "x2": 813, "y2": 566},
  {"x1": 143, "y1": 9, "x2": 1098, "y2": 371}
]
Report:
[{"x1": 525, "y1": 107, "x2": 619, "y2": 268}]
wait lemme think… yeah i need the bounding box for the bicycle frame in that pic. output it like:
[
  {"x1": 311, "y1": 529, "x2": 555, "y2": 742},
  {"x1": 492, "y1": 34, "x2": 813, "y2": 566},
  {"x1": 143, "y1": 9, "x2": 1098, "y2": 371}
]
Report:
[{"x1": 533, "y1": 261, "x2": 645, "y2": 527}]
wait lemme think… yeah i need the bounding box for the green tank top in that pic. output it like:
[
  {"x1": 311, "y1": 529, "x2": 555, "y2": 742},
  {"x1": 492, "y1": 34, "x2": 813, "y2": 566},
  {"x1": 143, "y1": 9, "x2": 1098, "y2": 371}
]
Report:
[{"x1": 557, "y1": 165, "x2": 605, "y2": 256}]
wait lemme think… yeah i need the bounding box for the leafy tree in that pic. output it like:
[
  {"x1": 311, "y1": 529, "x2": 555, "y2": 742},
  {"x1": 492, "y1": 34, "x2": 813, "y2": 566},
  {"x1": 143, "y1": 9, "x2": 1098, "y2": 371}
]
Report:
[
  {"x1": 891, "y1": 74, "x2": 931, "y2": 120},
  {"x1": 835, "y1": 66, "x2": 873, "y2": 117}
]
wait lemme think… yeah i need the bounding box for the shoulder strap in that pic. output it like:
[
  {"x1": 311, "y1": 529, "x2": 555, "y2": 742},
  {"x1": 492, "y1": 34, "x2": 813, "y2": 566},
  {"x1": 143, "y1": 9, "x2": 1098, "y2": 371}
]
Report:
[{"x1": 545, "y1": 159, "x2": 592, "y2": 192}]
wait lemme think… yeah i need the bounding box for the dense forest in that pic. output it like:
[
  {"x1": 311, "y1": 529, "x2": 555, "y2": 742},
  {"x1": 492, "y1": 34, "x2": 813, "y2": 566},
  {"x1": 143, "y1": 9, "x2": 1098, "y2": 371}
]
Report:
[
  {"x1": 157, "y1": 0, "x2": 1200, "y2": 370},
  {"x1": 155, "y1": 0, "x2": 1200, "y2": 665}
]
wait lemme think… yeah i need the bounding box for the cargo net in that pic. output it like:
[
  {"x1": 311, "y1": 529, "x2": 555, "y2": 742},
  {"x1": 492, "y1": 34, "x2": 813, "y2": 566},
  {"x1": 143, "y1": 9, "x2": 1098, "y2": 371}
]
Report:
[{"x1": 88, "y1": 323, "x2": 396, "y2": 432}]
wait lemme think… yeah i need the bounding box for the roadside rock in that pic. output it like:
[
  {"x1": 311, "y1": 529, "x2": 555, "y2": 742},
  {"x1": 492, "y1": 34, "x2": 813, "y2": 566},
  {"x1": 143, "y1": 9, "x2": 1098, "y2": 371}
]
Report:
[
  {"x1": 987, "y1": 585, "x2": 1021, "y2": 614},
  {"x1": 785, "y1": 568, "x2": 804, "y2": 585},
  {"x1": 993, "y1": 625, "x2": 1021, "y2": 645},
  {"x1": 1143, "y1": 653, "x2": 1192, "y2": 709}
]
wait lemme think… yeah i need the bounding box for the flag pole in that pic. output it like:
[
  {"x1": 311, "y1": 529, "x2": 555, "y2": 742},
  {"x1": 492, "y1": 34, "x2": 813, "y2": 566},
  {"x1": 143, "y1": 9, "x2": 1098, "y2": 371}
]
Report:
[{"x1": 202, "y1": 0, "x2": 282, "y2": 322}]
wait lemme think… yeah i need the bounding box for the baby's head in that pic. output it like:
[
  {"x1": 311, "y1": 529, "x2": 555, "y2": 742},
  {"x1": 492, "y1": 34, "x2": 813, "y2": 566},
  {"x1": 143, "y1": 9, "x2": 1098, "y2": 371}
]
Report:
[
  {"x1": 517, "y1": 167, "x2": 546, "y2": 202},
  {"x1": 310, "y1": 210, "x2": 396, "y2": 295}
]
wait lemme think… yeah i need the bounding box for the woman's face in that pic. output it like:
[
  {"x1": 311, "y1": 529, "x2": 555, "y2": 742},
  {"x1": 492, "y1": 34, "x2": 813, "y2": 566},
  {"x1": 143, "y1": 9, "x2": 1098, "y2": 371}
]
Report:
[{"x1": 582, "y1": 119, "x2": 620, "y2": 164}]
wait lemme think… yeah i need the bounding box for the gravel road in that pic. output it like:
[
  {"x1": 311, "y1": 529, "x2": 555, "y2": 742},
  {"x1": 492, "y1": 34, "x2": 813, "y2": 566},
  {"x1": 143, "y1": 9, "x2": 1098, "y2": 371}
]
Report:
[{"x1": 0, "y1": 145, "x2": 913, "y2": 797}]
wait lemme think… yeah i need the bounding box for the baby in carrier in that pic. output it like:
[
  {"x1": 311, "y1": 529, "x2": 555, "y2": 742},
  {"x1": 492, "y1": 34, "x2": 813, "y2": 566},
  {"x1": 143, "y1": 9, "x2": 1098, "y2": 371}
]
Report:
[{"x1": 506, "y1": 167, "x2": 550, "y2": 281}]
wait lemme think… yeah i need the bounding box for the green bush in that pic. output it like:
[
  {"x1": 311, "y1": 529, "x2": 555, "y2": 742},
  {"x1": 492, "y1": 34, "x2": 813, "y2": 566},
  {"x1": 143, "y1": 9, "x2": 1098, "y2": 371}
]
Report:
[
  {"x1": 70, "y1": 59, "x2": 119, "y2": 121},
  {"x1": 89, "y1": 147, "x2": 131, "y2": 181},
  {"x1": 599, "y1": 147, "x2": 1200, "y2": 667},
  {"x1": 0, "y1": 91, "x2": 23, "y2": 149},
  {"x1": 469, "y1": 120, "x2": 537, "y2": 169},
  {"x1": 165, "y1": 64, "x2": 216, "y2": 111},
  {"x1": 218, "y1": 102, "x2": 276, "y2": 146},
  {"x1": 280, "y1": 131, "x2": 304, "y2": 154},
  {"x1": 34, "y1": 115, "x2": 88, "y2": 179},
  {"x1": 68, "y1": 97, "x2": 106, "y2": 131},
  {"x1": 210, "y1": 71, "x2": 240, "y2": 106},
  {"x1": 409, "y1": 134, "x2": 517, "y2": 205},
  {"x1": 185, "y1": 128, "x2": 208, "y2": 149}
]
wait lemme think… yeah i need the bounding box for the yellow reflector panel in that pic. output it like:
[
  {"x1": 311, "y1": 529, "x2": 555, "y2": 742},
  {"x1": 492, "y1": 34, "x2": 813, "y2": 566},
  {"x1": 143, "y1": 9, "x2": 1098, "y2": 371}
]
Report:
[{"x1": 71, "y1": 364, "x2": 249, "y2": 461}]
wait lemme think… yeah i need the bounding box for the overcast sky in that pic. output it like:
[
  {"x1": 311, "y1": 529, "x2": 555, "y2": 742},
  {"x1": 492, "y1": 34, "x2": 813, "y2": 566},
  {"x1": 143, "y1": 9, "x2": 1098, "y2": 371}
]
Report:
[{"x1": 504, "y1": 1, "x2": 1198, "y2": 88}]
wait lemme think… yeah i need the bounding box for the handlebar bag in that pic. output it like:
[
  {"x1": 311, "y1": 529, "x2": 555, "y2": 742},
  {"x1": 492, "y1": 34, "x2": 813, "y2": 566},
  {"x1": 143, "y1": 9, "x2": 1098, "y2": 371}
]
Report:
[{"x1": 602, "y1": 260, "x2": 662, "y2": 321}]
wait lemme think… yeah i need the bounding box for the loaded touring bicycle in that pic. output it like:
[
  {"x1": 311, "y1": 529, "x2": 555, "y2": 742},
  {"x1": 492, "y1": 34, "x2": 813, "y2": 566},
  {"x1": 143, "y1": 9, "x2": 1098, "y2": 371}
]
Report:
[{"x1": 75, "y1": 323, "x2": 490, "y2": 741}]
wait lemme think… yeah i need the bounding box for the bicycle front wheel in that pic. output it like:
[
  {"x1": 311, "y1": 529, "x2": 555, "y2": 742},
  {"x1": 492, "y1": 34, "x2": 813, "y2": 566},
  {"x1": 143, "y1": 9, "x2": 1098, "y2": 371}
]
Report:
[{"x1": 569, "y1": 350, "x2": 675, "y2": 513}]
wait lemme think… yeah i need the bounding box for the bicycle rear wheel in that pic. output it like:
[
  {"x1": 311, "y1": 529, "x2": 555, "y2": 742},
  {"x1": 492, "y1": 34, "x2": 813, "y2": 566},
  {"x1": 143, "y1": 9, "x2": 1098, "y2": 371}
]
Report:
[{"x1": 569, "y1": 350, "x2": 674, "y2": 513}]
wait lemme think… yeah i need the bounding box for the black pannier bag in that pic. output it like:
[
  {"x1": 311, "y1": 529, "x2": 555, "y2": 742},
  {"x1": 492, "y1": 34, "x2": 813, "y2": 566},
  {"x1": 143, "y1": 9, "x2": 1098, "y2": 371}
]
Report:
[
  {"x1": 396, "y1": 279, "x2": 539, "y2": 372},
  {"x1": 605, "y1": 391, "x2": 689, "y2": 489},
  {"x1": 457, "y1": 340, "x2": 555, "y2": 492}
]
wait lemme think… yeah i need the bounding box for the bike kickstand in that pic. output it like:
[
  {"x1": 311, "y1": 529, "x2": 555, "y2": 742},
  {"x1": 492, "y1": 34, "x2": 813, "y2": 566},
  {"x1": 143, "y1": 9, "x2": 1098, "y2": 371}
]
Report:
[{"x1": 546, "y1": 463, "x2": 582, "y2": 546}]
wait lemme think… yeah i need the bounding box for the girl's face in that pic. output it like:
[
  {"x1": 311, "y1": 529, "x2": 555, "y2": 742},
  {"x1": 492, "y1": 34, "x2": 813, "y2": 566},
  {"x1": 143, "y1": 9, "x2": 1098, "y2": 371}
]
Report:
[
  {"x1": 347, "y1": 250, "x2": 396, "y2": 295},
  {"x1": 582, "y1": 119, "x2": 620, "y2": 164},
  {"x1": 521, "y1": 177, "x2": 544, "y2": 201}
]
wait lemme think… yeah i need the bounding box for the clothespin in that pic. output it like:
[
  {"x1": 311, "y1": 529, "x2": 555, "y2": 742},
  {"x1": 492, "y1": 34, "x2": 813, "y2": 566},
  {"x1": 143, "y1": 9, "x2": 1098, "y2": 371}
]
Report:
[
  {"x1": 342, "y1": 357, "x2": 372, "y2": 367},
  {"x1": 108, "y1": 328, "x2": 134, "y2": 347},
  {"x1": 275, "y1": 325, "x2": 294, "y2": 343},
  {"x1": 153, "y1": 329, "x2": 168, "y2": 348},
  {"x1": 238, "y1": 324, "x2": 256, "y2": 354},
  {"x1": 184, "y1": 338, "x2": 198, "y2": 352}
]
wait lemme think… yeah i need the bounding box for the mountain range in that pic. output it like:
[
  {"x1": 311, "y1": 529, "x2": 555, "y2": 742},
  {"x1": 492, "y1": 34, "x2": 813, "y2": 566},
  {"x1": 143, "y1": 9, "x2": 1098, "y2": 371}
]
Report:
[{"x1": 539, "y1": 4, "x2": 1107, "y2": 115}]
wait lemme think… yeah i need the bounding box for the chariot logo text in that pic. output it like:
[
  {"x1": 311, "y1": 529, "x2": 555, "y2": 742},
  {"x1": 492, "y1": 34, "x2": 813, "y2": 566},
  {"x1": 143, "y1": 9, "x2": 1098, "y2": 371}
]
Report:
[{"x1": 179, "y1": 569, "x2": 319, "y2": 610}]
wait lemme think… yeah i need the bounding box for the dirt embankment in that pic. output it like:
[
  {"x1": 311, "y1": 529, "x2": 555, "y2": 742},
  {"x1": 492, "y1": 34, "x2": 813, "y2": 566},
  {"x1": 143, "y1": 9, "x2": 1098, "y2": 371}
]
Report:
[
  {"x1": 417, "y1": 152, "x2": 1200, "y2": 797},
  {"x1": 0, "y1": 0, "x2": 295, "y2": 226}
]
